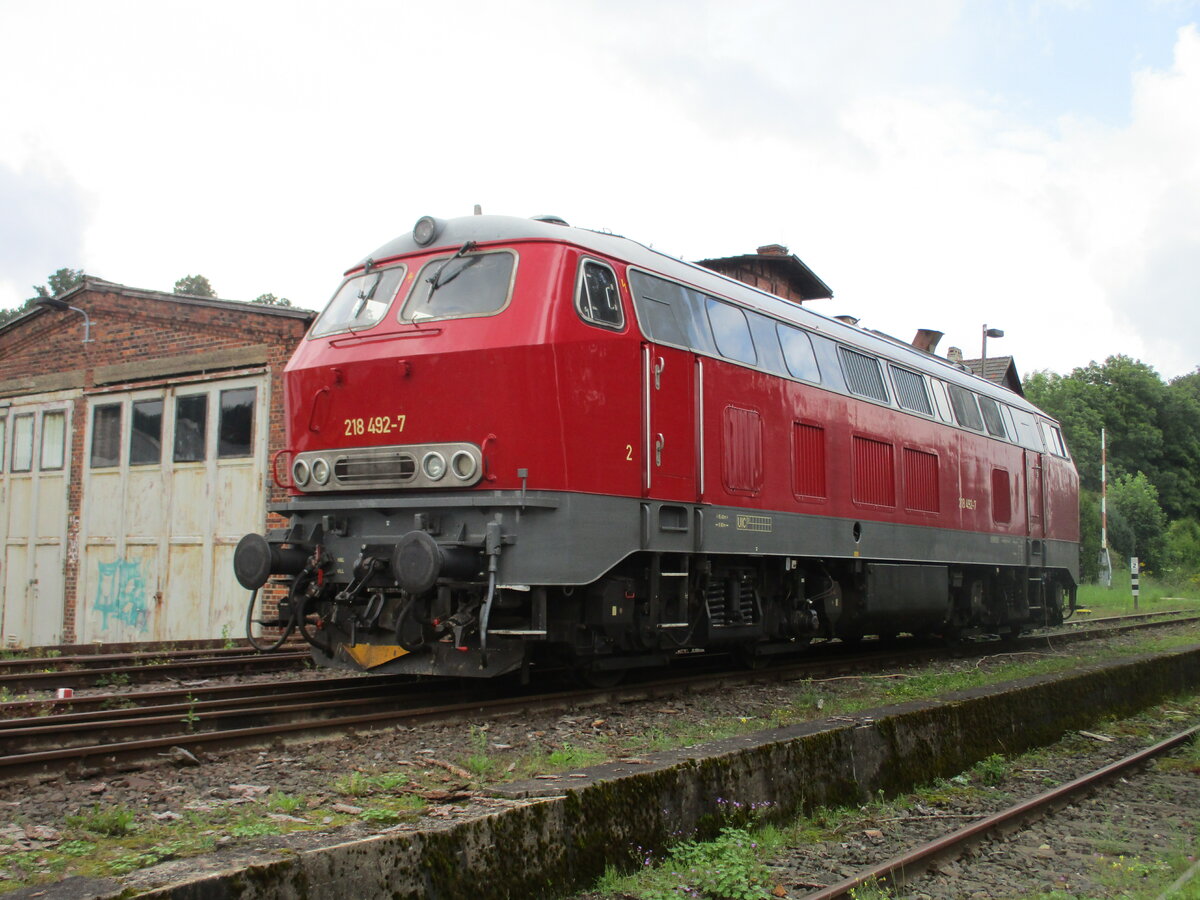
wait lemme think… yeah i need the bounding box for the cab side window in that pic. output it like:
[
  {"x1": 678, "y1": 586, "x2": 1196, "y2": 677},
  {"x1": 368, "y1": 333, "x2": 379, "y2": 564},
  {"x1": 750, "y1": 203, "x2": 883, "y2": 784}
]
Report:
[{"x1": 575, "y1": 260, "x2": 623, "y2": 329}]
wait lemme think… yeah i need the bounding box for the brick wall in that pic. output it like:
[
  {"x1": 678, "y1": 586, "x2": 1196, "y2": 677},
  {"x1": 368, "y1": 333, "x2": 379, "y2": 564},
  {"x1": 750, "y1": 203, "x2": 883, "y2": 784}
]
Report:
[{"x1": 0, "y1": 283, "x2": 313, "y2": 643}]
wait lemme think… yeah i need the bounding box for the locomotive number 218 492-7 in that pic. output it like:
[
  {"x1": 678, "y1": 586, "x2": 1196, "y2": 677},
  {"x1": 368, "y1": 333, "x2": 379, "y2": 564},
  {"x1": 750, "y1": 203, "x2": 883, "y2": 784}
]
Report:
[{"x1": 344, "y1": 415, "x2": 406, "y2": 436}]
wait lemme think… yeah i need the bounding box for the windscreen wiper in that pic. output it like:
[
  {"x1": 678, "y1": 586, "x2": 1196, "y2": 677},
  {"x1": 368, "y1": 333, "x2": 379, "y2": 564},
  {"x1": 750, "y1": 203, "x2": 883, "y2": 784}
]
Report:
[
  {"x1": 349, "y1": 271, "x2": 382, "y2": 320},
  {"x1": 425, "y1": 241, "x2": 478, "y2": 299}
]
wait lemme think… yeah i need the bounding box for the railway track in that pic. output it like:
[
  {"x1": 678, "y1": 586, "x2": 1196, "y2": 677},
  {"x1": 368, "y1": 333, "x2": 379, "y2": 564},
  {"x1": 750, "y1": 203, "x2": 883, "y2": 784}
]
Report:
[
  {"x1": 0, "y1": 644, "x2": 311, "y2": 694},
  {"x1": 1, "y1": 613, "x2": 1196, "y2": 782},
  {"x1": 800, "y1": 723, "x2": 1200, "y2": 899}
]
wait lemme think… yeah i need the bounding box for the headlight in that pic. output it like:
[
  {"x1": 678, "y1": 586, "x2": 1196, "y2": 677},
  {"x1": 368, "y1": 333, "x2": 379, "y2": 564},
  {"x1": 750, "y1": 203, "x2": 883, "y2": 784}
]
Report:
[
  {"x1": 413, "y1": 216, "x2": 440, "y2": 246},
  {"x1": 451, "y1": 450, "x2": 478, "y2": 481},
  {"x1": 292, "y1": 458, "x2": 310, "y2": 487},
  {"x1": 422, "y1": 451, "x2": 447, "y2": 481},
  {"x1": 311, "y1": 457, "x2": 331, "y2": 485}
]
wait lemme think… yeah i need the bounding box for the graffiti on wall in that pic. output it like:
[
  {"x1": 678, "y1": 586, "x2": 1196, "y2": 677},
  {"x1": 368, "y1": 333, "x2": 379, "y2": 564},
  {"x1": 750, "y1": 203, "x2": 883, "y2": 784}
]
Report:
[{"x1": 94, "y1": 559, "x2": 149, "y2": 632}]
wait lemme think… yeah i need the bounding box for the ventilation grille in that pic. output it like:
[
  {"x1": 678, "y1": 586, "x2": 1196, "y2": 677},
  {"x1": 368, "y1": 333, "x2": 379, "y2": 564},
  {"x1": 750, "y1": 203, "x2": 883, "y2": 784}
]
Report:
[
  {"x1": 840, "y1": 348, "x2": 889, "y2": 402},
  {"x1": 853, "y1": 435, "x2": 896, "y2": 506},
  {"x1": 904, "y1": 447, "x2": 940, "y2": 512}
]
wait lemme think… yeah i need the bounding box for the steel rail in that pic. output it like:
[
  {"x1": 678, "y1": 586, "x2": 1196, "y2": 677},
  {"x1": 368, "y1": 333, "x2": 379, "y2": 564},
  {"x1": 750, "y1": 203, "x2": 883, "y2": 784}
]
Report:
[
  {"x1": 0, "y1": 642, "x2": 309, "y2": 674},
  {"x1": 0, "y1": 651, "x2": 311, "y2": 693},
  {"x1": 0, "y1": 673, "x2": 412, "y2": 721},
  {"x1": 801, "y1": 724, "x2": 1200, "y2": 899}
]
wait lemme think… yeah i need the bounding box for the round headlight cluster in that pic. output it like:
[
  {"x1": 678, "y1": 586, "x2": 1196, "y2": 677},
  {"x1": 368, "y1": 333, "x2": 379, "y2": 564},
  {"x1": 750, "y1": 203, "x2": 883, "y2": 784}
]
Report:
[
  {"x1": 451, "y1": 450, "x2": 478, "y2": 481},
  {"x1": 312, "y1": 457, "x2": 331, "y2": 485},
  {"x1": 422, "y1": 451, "x2": 446, "y2": 481},
  {"x1": 292, "y1": 458, "x2": 310, "y2": 487}
]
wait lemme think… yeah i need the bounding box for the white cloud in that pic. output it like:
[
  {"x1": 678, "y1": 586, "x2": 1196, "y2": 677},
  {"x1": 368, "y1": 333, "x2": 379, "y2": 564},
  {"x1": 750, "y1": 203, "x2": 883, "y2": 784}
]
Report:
[
  {"x1": 0, "y1": 2, "x2": 1196, "y2": 382},
  {"x1": 0, "y1": 158, "x2": 90, "y2": 304}
]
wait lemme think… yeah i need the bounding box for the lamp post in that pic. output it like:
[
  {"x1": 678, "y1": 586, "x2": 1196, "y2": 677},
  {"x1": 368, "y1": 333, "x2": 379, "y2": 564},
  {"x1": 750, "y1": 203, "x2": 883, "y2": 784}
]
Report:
[
  {"x1": 981, "y1": 324, "x2": 1004, "y2": 370},
  {"x1": 36, "y1": 297, "x2": 94, "y2": 343}
]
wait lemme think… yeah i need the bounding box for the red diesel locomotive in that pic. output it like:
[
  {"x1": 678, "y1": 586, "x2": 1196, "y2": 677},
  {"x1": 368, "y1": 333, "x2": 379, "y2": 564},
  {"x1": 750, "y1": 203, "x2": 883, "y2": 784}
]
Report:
[{"x1": 234, "y1": 214, "x2": 1079, "y2": 679}]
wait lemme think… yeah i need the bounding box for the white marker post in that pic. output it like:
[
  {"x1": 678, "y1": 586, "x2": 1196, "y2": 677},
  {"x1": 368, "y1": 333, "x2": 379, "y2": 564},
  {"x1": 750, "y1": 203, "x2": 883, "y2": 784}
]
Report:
[{"x1": 1130, "y1": 557, "x2": 1140, "y2": 610}]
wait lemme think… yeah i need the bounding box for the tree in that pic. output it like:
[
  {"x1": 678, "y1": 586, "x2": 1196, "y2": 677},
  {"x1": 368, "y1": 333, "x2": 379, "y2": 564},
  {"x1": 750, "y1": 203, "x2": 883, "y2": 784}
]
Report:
[
  {"x1": 33, "y1": 267, "x2": 86, "y2": 299},
  {"x1": 1025, "y1": 355, "x2": 1200, "y2": 522},
  {"x1": 0, "y1": 267, "x2": 87, "y2": 326},
  {"x1": 174, "y1": 275, "x2": 216, "y2": 298},
  {"x1": 1162, "y1": 518, "x2": 1200, "y2": 586},
  {"x1": 252, "y1": 293, "x2": 292, "y2": 307},
  {"x1": 1078, "y1": 490, "x2": 1102, "y2": 583},
  {"x1": 1107, "y1": 472, "x2": 1168, "y2": 571}
]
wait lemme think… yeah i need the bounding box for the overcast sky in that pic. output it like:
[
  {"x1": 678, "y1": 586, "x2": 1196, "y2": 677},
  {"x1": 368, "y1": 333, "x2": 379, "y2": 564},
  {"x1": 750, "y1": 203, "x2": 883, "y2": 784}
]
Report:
[{"x1": 2, "y1": 0, "x2": 1198, "y2": 380}]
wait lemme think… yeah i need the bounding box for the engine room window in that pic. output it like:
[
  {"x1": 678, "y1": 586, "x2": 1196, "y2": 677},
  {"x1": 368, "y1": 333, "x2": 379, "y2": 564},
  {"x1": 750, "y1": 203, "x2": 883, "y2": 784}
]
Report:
[
  {"x1": 628, "y1": 271, "x2": 716, "y2": 354},
  {"x1": 218, "y1": 387, "x2": 256, "y2": 458},
  {"x1": 576, "y1": 260, "x2": 623, "y2": 329},
  {"x1": 706, "y1": 299, "x2": 757, "y2": 365},
  {"x1": 10, "y1": 413, "x2": 33, "y2": 473},
  {"x1": 890, "y1": 365, "x2": 933, "y2": 416},
  {"x1": 1007, "y1": 406, "x2": 1043, "y2": 451},
  {"x1": 130, "y1": 399, "x2": 164, "y2": 466},
  {"x1": 311, "y1": 264, "x2": 407, "y2": 337},
  {"x1": 40, "y1": 411, "x2": 66, "y2": 471},
  {"x1": 174, "y1": 394, "x2": 208, "y2": 463},
  {"x1": 776, "y1": 325, "x2": 820, "y2": 382},
  {"x1": 947, "y1": 384, "x2": 984, "y2": 431},
  {"x1": 402, "y1": 249, "x2": 515, "y2": 322},
  {"x1": 977, "y1": 395, "x2": 1007, "y2": 438},
  {"x1": 91, "y1": 404, "x2": 122, "y2": 468},
  {"x1": 839, "y1": 348, "x2": 889, "y2": 403}
]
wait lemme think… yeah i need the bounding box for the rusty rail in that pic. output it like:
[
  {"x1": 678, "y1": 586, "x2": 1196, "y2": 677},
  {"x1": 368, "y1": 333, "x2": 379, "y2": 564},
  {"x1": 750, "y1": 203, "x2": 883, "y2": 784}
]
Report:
[{"x1": 802, "y1": 724, "x2": 1200, "y2": 899}]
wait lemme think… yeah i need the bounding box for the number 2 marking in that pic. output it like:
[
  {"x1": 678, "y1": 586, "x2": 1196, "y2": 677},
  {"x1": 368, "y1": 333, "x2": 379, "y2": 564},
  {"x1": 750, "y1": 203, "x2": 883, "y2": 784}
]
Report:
[{"x1": 625, "y1": 444, "x2": 633, "y2": 461}]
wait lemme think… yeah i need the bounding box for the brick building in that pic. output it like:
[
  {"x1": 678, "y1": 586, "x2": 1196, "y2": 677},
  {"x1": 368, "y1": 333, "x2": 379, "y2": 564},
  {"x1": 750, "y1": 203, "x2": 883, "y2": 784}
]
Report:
[
  {"x1": 0, "y1": 279, "x2": 313, "y2": 647},
  {"x1": 697, "y1": 244, "x2": 833, "y2": 304}
]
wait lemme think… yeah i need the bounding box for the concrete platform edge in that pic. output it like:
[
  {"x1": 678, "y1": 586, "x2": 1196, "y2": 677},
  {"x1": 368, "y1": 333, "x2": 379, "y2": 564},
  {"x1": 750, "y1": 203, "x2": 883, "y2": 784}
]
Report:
[{"x1": 107, "y1": 644, "x2": 1200, "y2": 899}]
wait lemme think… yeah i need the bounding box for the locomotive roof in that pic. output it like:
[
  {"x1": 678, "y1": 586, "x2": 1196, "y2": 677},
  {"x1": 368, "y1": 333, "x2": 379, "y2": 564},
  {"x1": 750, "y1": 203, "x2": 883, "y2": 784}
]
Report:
[{"x1": 362, "y1": 215, "x2": 1046, "y2": 417}]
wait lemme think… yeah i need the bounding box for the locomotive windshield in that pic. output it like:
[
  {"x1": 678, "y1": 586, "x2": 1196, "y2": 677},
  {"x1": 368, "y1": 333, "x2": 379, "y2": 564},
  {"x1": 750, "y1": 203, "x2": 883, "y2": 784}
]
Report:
[
  {"x1": 401, "y1": 249, "x2": 516, "y2": 322},
  {"x1": 311, "y1": 265, "x2": 407, "y2": 337}
]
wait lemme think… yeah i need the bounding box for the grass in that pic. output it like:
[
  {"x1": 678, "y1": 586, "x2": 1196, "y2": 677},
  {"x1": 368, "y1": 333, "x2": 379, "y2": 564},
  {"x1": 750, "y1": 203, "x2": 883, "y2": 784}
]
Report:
[
  {"x1": 65, "y1": 804, "x2": 136, "y2": 837},
  {"x1": 0, "y1": 781, "x2": 427, "y2": 890},
  {"x1": 333, "y1": 770, "x2": 411, "y2": 797},
  {"x1": 1075, "y1": 572, "x2": 1200, "y2": 616},
  {"x1": 595, "y1": 824, "x2": 785, "y2": 900}
]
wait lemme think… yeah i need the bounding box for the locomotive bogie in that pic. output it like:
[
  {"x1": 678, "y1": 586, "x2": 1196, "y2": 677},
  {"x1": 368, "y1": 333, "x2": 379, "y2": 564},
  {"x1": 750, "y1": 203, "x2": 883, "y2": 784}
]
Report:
[{"x1": 236, "y1": 214, "x2": 1081, "y2": 678}]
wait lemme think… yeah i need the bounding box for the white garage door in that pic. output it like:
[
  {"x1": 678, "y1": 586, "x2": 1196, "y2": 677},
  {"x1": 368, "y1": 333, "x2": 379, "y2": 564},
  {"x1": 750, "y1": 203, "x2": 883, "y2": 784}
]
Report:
[
  {"x1": 0, "y1": 393, "x2": 73, "y2": 648},
  {"x1": 78, "y1": 375, "x2": 269, "y2": 643}
]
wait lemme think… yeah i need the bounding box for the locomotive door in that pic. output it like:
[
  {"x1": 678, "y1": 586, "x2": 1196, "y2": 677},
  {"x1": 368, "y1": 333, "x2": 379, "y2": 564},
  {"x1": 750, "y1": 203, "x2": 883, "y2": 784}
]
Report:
[
  {"x1": 1024, "y1": 450, "x2": 1045, "y2": 540},
  {"x1": 642, "y1": 344, "x2": 697, "y2": 501}
]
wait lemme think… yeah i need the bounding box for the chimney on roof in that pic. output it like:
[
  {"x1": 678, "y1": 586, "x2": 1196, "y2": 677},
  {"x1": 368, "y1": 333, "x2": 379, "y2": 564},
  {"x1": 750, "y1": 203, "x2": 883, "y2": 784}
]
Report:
[
  {"x1": 834, "y1": 315, "x2": 860, "y2": 326},
  {"x1": 912, "y1": 329, "x2": 944, "y2": 354},
  {"x1": 947, "y1": 347, "x2": 963, "y2": 363},
  {"x1": 756, "y1": 244, "x2": 789, "y2": 256}
]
